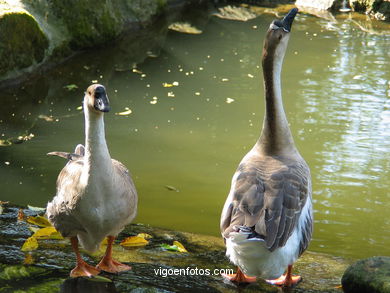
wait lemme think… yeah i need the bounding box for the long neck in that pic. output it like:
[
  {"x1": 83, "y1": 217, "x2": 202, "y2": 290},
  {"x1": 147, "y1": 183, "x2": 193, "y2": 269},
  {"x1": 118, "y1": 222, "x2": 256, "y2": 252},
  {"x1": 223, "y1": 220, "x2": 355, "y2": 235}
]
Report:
[
  {"x1": 84, "y1": 104, "x2": 111, "y2": 170},
  {"x1": 257, "y1": 46, "x2": 296, "y2": 155}
]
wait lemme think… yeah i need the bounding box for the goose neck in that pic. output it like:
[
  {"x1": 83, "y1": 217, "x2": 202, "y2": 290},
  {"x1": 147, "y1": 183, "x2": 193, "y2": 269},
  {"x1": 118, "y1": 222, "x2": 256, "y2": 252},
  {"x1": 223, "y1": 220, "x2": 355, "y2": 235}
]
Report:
[
  {"x1": 257, "y1": 49, "x2": 296, "y2": 155},
  {"x1": 84, "y1": 106, "x2": 111, "y2": 167}
]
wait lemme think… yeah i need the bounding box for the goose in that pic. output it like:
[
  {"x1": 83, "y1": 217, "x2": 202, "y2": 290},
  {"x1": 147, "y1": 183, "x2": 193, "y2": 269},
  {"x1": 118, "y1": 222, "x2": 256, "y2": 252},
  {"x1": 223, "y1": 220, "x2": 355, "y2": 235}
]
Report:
[
  {"x1": 46, "y1": 84, "x2": 138, "y2": 277},
  {"x1": 220, "y1": 8, "x2": 312, "y2": 287}
]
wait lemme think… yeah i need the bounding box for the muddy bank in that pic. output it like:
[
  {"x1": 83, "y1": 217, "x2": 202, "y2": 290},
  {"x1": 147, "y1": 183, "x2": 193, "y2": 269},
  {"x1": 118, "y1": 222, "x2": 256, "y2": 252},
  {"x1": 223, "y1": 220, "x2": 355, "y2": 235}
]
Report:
[{"x1": 0, "y1": 203, "x2": 350, "y2": 292}]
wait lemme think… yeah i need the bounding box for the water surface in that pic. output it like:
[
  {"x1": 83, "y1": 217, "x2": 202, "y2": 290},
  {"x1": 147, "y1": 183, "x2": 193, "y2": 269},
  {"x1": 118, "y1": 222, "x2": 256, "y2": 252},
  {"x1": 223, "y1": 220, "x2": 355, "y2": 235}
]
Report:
[{"x1": 0, "y1": 7, "x2": 389, "y2": 260}]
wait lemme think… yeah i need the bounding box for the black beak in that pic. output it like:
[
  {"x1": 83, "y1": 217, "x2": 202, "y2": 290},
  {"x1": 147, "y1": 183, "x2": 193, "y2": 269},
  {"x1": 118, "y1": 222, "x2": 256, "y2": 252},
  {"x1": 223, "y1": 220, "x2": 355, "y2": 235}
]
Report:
[
  {"x1": 93, "y1": 86, "x2": 110, "y2": 113},
  {"x1": 281, "y1": 8, "x2": 298, "y2": 32}
]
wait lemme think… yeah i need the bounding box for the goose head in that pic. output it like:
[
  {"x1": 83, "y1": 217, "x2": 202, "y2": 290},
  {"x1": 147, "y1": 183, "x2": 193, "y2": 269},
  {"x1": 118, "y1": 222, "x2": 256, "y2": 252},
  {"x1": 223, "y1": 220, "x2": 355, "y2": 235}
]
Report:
[
  {"x1": 262, "y1": 8, "x2": 298, "y2": 65},
  {"x1": 84, "y1": 84, "x2": 110, "y2": 114}
]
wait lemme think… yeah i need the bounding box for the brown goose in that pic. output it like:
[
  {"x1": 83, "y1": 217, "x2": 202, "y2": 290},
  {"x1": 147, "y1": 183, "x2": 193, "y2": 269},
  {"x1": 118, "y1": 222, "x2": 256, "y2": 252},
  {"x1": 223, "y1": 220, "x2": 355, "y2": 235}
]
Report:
[
  {"x1": 47, "y1": 84, "x2": 138, "y2": 277},
  {"x1": 220, "y1": 8, "x2": 313, "y2": 287}
]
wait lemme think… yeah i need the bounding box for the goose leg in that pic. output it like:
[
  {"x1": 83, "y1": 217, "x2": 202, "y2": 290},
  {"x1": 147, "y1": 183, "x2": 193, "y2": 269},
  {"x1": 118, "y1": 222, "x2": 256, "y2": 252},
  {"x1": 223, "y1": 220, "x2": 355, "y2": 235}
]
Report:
[
  {"x1": 222, "y1": 267, "x2": 257, "y2": 284},
  {"x1": 96, "y1": 236, "x2": 131, "y2": 273},
  {"x1": 70, "y1": 237, "x2": 100, "y2": 277},
  {"x1": 266, "y1": 265, "x2": 302, "y2": 287}
]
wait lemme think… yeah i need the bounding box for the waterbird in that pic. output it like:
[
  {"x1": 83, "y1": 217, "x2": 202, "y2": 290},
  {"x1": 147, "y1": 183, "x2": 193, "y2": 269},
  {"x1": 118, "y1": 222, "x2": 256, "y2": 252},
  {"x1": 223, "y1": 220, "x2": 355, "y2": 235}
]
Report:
[
  {"x1": 47, "y1": 84, "x2": 138, "y2": 277},
  {"x1": 220, "y1": 8, "x2": 313, "y2": 287}
]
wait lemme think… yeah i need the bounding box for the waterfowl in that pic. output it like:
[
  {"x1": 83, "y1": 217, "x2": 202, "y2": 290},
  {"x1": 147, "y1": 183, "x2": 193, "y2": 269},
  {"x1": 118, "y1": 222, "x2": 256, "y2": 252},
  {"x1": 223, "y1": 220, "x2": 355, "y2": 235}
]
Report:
[
  {"x1": 47, "y1": 84, "x2": 138, "y2": 277},
  {"x1": 220, "y1": 8, "x2": 312, "y2": 287}
]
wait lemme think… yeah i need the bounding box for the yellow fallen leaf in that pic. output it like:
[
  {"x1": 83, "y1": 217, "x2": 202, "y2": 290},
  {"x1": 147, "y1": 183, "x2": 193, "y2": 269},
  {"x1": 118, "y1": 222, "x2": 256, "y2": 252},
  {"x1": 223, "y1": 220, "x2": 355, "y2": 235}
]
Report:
[
  {"x1": 32, "y1": 227, "x2": 63, "y2": 240},
  {"x1": 27, "y1": 215, "x2": 52, "y2": 227},
  {"x1": 101, "y1": 237, "x2": 108, "y2": 245},
  {"x1": 137, "y1": 233, "x2": 152, "y2": 239},
  {"x1": 23, "y1": 253, "x2": 34, "y2": 265},
  {"x1": 173, "y1": 241, "x2": 188, "y2": 253},
  {"x1": 120, "y1": 236, "x2": 149, "y2": 247},
  {"x1": 21, "y1": 237, "x2": 38, "y2": 251},
  {"x1": 17, "y1": 209, "x2": 25, "y2": 221},
  {"x1": 115, "y1": 107, "x2": 132, "y2": 116},
  {"x1": 28, "y1": 226, "x2": 40, "y2": 233}
]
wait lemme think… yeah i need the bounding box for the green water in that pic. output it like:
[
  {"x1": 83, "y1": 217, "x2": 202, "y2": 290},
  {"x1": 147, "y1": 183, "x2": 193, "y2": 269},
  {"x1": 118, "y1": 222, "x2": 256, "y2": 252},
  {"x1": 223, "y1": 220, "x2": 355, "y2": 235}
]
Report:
[{"x1": 0, "y1": 7, "x2": 389, "y2": 260}]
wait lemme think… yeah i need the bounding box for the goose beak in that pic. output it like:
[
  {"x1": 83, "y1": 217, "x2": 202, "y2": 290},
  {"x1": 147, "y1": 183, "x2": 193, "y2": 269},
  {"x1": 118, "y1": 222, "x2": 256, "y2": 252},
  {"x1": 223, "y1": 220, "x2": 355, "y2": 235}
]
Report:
[
  {"x1": 93, "y1": 86, "x2": 110, "y2": 113},
  {"x1": 281, "y1": 8, "x2": 298, "y2": 32}
]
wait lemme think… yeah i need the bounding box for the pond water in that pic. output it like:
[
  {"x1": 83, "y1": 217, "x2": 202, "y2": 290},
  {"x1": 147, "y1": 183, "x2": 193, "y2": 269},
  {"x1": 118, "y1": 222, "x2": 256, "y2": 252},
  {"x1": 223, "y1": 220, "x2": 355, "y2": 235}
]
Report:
[{"x1": 0, "y1": 5, "x2": 389, "y2": 260}]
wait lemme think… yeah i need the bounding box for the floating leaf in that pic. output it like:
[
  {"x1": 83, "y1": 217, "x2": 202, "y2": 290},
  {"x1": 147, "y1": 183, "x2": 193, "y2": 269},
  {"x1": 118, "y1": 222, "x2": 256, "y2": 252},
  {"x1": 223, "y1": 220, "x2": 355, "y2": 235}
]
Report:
[
  {"x1": 38, "y1": 115, "x2": 54, "y2": 122},
  {"x1": 213, "y1": 5, "x2": 257, "y2": 22},
  {"x1": 0, "y1": 205, "x2": 2, "y2": 215},
  {"x1": 120, "y1": 236, "x2": 149, "y2": 247},
  {"x1": 27, "y1": 215, "x2": 52, "y2": 227},
  {"x1": 137, "y1": 233, "x2": 152, "y2": 239},
  {"x1": 63, "y1": 84, "x2": 78, "y2": 91},
  {"x1": 0, "y1": 201, "x2": 9, "y2": 205},
  {"x1": 168, "y1": 22, "x2": 202, "y2": 34},
  {"x1": 132, "y1": 68, "x2": 143, "y2": 74},
  {"x1": 162, "y1": 81, "x2": 179, "y2": 88},
  {"x1": 115, "y1": 107, "x2": 132, "y2": 116},
  {"x1": 0, "y1": 139, "x2": 12, "y2": 146},
  {"x1": 27, "y1": 205, "x2": 46, "y2": 212},
  {"x1": 165, "y1": 185, "x2": 180, "y2": 192},
  {"x1": 32, "y1": 227, "x2": 63, "y2": 240},
  {"x1": 21, "y1": 237, "x2": 38, "y2": 251}
]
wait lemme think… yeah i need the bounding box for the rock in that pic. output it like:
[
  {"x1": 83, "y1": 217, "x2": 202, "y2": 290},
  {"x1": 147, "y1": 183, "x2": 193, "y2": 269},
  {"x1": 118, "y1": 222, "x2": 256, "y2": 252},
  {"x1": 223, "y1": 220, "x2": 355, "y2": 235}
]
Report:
[
  {"x1": 0, "y1": 0, "x2": 205, "y2": 87},
  {"x1": 0, "y1": 204, "x2": 350, "y2": 292},
  {"x1": 0, "y1": 4, "x2": 49, "y2": 79},
  {"x1": 295, "y1": 0, "x2": 335, "y2": 11},
  {"x1": 342, "y1": 256, "x2": 390, "y2": 293}
]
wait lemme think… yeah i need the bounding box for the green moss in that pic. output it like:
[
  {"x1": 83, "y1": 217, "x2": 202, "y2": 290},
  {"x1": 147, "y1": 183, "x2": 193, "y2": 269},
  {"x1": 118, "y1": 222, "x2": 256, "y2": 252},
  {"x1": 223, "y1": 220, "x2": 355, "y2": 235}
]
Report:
[
  {"x1": 0, "y1": 12, "x2": 48, "y2": 76},
  {"x1": 47, "y1": 0, "x2": 121, "y2": 49}
]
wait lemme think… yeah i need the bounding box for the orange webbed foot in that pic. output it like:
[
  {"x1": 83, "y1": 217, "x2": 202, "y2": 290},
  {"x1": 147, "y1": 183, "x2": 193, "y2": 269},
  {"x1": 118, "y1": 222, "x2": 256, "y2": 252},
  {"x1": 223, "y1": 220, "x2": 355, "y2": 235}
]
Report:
[
  {"x1": 266, "y1": 264, "x2": 302, "y2": 288},
  {"x1": 222, "y1": 267, "x2": 256, "y2": 284},
  {"x1": 96, "y1": 257, "x2": 131, "y2": 274},
  {"x1": 70, "y1": 261, "x2": 101, "y2": 278}
]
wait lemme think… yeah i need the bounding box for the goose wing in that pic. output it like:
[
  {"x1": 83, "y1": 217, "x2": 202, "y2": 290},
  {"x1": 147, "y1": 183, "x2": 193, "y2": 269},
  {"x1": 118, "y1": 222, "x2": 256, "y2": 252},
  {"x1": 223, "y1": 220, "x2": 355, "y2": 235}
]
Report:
[
  {"x1": 46, "y1": 152, "x2": 86, "y2": 237},
  {"x1": 47, "y1": 144, "x2": 85, "y2": 161},
  {"x1": 221, "y1": 159, "x2": 311, "y2": 252}
]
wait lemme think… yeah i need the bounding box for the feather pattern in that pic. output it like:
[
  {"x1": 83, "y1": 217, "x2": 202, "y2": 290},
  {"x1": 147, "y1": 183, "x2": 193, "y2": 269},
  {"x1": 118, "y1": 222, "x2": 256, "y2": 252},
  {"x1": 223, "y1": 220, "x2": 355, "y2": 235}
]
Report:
[{"x1": 220, "y1": 9, "x2": 312, "y2": 279}]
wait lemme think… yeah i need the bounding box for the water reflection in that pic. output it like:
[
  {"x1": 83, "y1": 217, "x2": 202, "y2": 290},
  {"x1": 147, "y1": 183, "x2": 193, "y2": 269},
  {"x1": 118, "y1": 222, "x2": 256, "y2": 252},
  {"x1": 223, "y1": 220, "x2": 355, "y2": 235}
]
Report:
[{"x1": 0, "y1": 7, "x2": 389, "y2": 260}]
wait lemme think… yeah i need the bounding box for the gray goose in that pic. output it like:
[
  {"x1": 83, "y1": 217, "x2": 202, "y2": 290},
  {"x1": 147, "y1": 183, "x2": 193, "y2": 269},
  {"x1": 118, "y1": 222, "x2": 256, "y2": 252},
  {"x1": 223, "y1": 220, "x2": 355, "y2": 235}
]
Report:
[
  {"x1": 47, "y1": 84, "x2": 138, "y2": 277},
  {"x1": 220, "y1": 8, "x2": 313, "y2": 287}
]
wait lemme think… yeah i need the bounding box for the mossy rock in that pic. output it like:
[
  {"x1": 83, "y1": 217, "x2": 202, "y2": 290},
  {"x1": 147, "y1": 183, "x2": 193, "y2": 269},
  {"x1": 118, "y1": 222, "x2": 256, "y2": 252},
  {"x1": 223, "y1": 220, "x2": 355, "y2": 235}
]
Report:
[
  {"x1": 342, "y1": 256, "x2": 390, "y2": 293},
  {"x1": 372, "y1": 0, "x2": 390, "y2": 21},
  {"x1": 0, "y1": 11, "x2": 48, "y2": 76}
]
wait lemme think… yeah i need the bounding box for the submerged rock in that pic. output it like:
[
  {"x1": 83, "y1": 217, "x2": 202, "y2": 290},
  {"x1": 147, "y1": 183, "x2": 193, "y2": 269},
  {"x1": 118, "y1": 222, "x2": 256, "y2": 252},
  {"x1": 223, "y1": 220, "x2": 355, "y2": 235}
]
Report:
[
  {"x1": 342, "y1": 256, "x2": 390, "y2": 293},
  {"x1": 0, "y1": 204, "x2": 350, "y2": 292}
]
